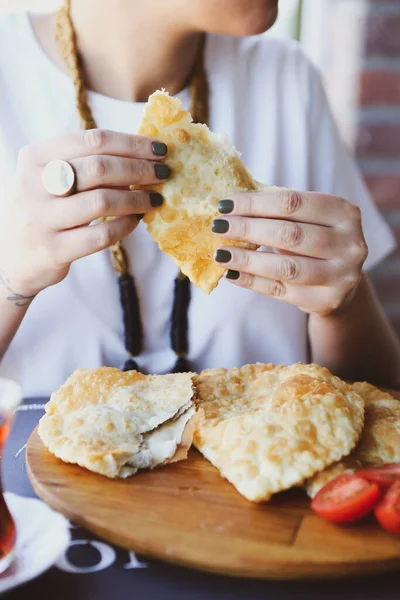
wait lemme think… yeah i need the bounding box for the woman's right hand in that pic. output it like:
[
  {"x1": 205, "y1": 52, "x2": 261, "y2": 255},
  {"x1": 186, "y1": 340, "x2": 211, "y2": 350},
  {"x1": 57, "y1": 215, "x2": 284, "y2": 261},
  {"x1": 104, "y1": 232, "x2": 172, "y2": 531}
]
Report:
[{"x1": 0, "y1": 129, "x2": 169, "y2": 300}]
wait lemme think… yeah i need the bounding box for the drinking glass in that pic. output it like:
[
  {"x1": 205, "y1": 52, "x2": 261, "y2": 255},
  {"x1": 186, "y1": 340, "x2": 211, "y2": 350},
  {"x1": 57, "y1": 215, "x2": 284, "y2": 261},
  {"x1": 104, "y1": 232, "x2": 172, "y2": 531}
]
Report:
[{"x1": 0, "y1": 377, "x2": 22, "y2": 574}]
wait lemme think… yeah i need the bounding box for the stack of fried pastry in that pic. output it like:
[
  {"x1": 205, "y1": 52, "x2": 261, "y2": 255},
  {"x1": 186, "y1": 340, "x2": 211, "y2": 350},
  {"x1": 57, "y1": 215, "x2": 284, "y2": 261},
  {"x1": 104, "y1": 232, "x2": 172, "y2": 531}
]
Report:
[
  {"x1": 193, "y1": 364, "x2": 400, "y2": 501},
  {"x1": 304, "y1": 381, "x2": 400, "y2": 498},
  {"x1": 38, "y1": 368, "x2": 202, "y2": 479},
  {"x1": 38, "y1": 362, "x2": 400, "y2": 503}
]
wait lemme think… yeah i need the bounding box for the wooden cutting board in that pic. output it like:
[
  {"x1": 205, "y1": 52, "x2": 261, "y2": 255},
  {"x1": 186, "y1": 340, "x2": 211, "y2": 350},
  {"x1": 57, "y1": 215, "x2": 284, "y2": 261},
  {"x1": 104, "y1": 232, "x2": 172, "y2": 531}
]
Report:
[{"x1": 27, "y1": 421, "x2": 400, "y2": 581}]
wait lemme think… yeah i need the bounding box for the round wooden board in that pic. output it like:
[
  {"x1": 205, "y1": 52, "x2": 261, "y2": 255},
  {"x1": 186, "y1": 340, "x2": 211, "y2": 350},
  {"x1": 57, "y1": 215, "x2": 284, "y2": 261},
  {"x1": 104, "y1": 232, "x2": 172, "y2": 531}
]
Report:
[{"x1": 26, "y1": 428, "x2": 400, "y2": 581}]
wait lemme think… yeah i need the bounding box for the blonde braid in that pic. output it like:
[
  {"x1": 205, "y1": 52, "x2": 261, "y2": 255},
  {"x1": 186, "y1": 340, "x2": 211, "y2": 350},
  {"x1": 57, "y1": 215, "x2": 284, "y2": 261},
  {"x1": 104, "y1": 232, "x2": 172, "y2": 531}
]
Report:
[
  {"x1": 55, "y1": 0, "x2": 129, "y2": 276},
  {"x1": 54, "y1": 0, "x2": 97, "y2": 130}
]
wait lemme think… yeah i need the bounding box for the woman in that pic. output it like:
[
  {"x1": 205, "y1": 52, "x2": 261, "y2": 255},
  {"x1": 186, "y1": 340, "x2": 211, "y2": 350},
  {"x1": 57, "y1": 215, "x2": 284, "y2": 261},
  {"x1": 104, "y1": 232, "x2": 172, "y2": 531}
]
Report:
[{"x1": 0, "y1": 0, "x2": 399, "y2": 397}]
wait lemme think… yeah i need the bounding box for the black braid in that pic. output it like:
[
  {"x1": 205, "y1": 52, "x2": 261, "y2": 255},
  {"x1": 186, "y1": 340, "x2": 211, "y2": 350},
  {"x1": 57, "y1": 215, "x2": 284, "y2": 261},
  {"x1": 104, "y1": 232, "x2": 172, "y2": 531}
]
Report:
[
  {"x1": 119, "y1": 271, "x2": 192, "y2": 374},
  {"x1": 118, "y1": 274, "x2": 142, "y2": 372},
  {"x1": 118, "y1": 274, "x2": 142, "y2": 356},
  {"x1": 170, "y1": 273, "x2": 192, "y2": 372}
]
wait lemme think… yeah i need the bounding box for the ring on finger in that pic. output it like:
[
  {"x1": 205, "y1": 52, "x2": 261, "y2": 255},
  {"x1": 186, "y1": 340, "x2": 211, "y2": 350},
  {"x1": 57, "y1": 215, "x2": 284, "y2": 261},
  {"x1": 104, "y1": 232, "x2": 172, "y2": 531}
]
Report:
[{"x1": 42, "y1": 159, "x2": 77, "y2": 197}]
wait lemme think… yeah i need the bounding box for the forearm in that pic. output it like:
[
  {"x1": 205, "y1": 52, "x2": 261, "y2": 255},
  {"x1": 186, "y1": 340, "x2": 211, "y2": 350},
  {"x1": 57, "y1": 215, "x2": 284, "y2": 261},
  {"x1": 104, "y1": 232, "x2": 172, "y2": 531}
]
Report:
[
  {"x1": 0, "y1": 271, "x2": 33, "y2": 361},
  {"x1": 308, "y1": 274, "x2": 400, "y2": 387}
]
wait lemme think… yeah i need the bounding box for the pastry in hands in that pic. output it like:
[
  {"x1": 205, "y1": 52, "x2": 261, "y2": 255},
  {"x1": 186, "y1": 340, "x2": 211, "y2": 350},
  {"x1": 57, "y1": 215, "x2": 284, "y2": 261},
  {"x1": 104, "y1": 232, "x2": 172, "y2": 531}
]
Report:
[
  {"x1": 193, "y1": 363, "x2": 364, "y2": 502},
  {"x1": 38, "y1": 368, "x2": 202, "y2": 478},
  {"x1": 136, "y1": 90, "x2": 261, "y2": 294},
  {"x1": 305, "y1": 382, "x2": 400, "y2": 497}
]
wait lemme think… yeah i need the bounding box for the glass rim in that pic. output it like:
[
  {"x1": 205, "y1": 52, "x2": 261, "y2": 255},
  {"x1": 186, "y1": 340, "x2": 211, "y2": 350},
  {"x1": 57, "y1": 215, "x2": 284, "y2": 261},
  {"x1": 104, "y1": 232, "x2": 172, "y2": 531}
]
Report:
[{"x1": 0, "y1": 377, "x2": 23, "y2": 412}]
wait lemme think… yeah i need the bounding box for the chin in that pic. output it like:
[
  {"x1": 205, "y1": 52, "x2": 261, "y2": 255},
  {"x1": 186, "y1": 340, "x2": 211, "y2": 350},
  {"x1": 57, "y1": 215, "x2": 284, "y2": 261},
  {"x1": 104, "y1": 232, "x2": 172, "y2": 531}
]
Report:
[
  {"x1": 236, "y1": 9, "x2": 278, "y2": 36},
  {"x1": 213, "y1": 4, "x2": 278, "y2": 37},
  {"x1": 190, "y1": 1, "x2": 279, "y2": 37}
]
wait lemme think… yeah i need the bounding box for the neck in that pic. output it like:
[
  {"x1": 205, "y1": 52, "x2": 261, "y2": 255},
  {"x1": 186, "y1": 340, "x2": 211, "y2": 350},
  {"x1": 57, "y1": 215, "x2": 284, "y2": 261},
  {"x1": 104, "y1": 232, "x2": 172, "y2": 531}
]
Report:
[{"x1": 62, "y1": 0, "x2": 202, "y2": 102}]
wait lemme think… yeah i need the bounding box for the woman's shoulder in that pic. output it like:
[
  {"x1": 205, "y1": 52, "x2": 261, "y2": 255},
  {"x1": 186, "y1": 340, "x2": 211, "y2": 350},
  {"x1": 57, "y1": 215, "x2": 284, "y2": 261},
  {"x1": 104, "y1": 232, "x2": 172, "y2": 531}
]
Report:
[
  {"x1": 209, "y1": 32, "x2": 314, "y2": 72},
  {"x1": 206, "y1": 32, "x2": 322, "y2": 112},
  {"x1": 207, "y1": 32, "x2": 319, "y2": 95}
]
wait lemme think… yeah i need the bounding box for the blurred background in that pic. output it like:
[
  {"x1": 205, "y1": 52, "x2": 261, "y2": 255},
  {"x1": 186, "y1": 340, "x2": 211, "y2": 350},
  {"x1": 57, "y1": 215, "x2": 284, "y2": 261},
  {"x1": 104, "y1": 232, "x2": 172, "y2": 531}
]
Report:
[{"x1": 1, "y1": 0, "x2": 399, "y2": 339}]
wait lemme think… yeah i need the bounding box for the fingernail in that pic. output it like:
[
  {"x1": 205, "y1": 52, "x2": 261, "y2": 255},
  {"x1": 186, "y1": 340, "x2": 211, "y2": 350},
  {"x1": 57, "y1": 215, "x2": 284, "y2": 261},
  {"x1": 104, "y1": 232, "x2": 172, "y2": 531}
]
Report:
[
  {"x1": 149, "y1": 192, "x2": 164, "y2": 207},
  {"x1": 226, "y1": 270, "x2": 240, "y2": 280},
  {"x1": 154, "y1": 164, "x2": 171, "y2": 179},
  {"x1": 215, "y1": 249, "x2": 232, "y2": 263},
  {"x1": 152, "y1": 142, "x2": 168, "y2": 156},
  {"x1": 212, "y1": 219, "x2": 229, "y2": 234},
  {"x1": 218, "y1": 199, "x2": 234, "y2": 214},
  {"x1": 137, "y1": 214, "x2": 144, "y2": 221}
]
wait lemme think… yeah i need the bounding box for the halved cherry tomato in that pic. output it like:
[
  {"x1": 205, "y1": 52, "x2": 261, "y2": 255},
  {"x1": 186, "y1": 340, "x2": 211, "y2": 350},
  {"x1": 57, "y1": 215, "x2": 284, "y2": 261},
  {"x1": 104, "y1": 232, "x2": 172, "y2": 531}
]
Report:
[
  {"x1": 357, "y1": 464, "x2": 400, "y2": 489},
  {"x1": 311, "y1": 473, "x2": 381, "y2": 523},
  {"x1": 374, "y1": 480, "x2": 400, "y2": 536}
]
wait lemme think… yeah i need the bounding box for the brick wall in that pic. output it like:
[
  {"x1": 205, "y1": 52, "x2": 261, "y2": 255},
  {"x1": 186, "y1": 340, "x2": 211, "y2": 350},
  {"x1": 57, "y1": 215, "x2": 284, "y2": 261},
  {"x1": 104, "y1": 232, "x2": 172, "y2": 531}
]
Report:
[{"x1": 355, "y1": 0, "x2": 400, "y2": 338}]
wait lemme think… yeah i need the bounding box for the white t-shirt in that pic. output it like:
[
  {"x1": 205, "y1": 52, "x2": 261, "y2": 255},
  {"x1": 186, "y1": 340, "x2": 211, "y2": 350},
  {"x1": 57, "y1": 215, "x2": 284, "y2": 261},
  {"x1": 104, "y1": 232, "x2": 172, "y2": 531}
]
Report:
[{"x1": 0, "y1": 11, "x2": 396, "y2": 397}]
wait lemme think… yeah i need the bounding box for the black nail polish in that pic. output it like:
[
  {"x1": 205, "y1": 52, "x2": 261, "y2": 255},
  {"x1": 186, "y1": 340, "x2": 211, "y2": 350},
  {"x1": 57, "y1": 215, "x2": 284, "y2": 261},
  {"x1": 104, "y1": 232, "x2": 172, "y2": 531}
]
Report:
[
  {"x1": 149, "y1": 192, "x2": 164, "y2": 207},
  {"x1": 215, "y1": 249, "x2": 232, "y2": 263},
  {"x1": 226, "y1": 269, "x2": 240, "y2": 280},
  {"x1": 137, "y1": 214, "x2": 144, "y2": 221},
  {"x1": 152, "y1": 142, "x2": 168, "y2": 156},
  {"x1": 154, "y1": 164, "x2": 171, "y2": 179},
  {"x1": 218, "y1": 199, "x2": 234, "y2": 214},
  {"x1": 212, "y1": 219, "x2": 229, "y2": 234}
]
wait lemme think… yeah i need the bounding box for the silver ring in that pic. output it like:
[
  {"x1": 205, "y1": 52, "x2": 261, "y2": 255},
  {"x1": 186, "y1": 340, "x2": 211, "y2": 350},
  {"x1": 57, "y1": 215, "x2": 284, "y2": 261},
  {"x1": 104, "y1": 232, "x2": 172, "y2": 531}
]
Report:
[{"x1": 42, "y1": 159, "x2": 77, "y2": 197}]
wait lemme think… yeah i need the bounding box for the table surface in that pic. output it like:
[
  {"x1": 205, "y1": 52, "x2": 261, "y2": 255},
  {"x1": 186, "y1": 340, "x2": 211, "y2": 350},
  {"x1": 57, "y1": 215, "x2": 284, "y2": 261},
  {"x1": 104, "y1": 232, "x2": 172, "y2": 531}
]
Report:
[{"x1": 3, "y1": 397, "x2": 400, "y2": 600}]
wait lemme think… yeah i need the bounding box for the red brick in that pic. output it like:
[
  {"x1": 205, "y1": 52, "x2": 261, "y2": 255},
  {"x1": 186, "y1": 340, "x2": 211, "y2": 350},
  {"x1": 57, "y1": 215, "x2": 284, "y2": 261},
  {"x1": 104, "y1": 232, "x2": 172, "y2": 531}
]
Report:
[
  {"x1": 364, "y1": 176, "x2": 400, "y2": 207},
  {"x1": 356, "y1": 124, "x2": 400, "y2": 157},
  {"x1": 358, "y1": 71, "x2": 400, "y2": 105},
  {"x1": 365, "y1": 14, "x2": 400, "y2": 57}
]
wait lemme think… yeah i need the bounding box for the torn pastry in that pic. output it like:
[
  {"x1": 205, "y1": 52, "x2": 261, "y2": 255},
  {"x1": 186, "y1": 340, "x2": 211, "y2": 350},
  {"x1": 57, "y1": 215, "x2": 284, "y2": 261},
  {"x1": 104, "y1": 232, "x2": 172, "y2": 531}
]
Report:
[
  {"x1": 305, "y1": 382, "x2": 400, "y2": 497},
  {"x1": 193, "y1": 363, "x2": 364, "y2": 502},
  {"x1": 136, "y1": 90, "x2": 262, "y2": 294},
  {"x1": 38, "y1": 367, "x2": 202, "y2": 478}
]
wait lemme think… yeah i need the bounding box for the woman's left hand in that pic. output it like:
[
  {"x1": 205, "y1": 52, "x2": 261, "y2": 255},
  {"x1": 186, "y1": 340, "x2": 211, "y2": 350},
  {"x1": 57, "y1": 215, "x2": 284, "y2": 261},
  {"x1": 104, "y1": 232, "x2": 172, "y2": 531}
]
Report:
[{"x1": 212, "y1": 189, "x2": 369, "y2": 317}]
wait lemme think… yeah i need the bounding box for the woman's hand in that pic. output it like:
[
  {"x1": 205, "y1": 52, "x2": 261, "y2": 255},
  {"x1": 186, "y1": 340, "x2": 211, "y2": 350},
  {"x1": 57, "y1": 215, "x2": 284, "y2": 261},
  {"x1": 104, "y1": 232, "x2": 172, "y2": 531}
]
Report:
[
  {"x1": 0, "y1": 129, "x2": 169, "y2": 300},
  {"x1": 212, "y1": 189, "x2": 368, "y2": 317}
]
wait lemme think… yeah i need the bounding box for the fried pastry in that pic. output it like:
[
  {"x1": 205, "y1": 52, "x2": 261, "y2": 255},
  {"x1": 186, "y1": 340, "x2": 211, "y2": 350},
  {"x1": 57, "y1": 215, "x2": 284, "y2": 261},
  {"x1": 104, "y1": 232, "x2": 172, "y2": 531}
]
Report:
[
  {"x1": 305, "y1": 382, "x2": 400, "y2": 497},
  {"x1": 136, "y1": 90, "x2": 261, "y2": 294},
  {"x1": 193, "y1": 363, "x2": 364, "y2": 502},
  {"x1": 38, "y1": 367, "x2": 202, "y2": 478}
]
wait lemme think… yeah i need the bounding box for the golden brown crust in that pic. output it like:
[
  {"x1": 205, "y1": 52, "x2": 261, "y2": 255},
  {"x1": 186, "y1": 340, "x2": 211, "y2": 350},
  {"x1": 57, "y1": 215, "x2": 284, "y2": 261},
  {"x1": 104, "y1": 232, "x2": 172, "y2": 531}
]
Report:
[
  {"x1": 305, "y1": 382, "x2": 400, "y2": 497},
  {"x1": 193, "y1": 363, "x2": 364, "y2": 502},
  {"x1": 38, "y1": 367, "x2": 197, "y2": 478},
  {"x1": 136, "y1": 90, "x2": 260, "y2": 294}
]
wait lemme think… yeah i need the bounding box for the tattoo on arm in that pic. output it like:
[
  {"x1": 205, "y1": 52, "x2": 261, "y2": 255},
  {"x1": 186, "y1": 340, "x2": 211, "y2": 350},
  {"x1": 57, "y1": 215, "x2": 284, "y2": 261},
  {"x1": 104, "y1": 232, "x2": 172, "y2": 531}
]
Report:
[{"x1": 0, "y1": 270, "x2": 35, "y2": 307}]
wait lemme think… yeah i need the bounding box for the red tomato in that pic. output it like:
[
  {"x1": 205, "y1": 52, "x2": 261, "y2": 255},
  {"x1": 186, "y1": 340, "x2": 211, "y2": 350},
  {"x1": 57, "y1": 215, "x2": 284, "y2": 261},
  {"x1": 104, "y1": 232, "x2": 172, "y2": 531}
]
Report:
[
  {"x1": 357, "y1": 464, "x2": 400, "y2": 489},
  {"x1": 374, "y1": 481, "x2": 400, "y2": 536},
  {"x1": 311, "y1": 473, "x2": 381, "y2": 523}
]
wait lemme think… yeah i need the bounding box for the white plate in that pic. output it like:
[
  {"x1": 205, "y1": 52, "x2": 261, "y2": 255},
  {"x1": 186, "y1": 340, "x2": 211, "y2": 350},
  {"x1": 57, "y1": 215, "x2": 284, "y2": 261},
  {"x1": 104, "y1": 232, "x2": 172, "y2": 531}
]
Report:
[{"x1": 0, "y1": 493, "x2": 70, "y2": 595}]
